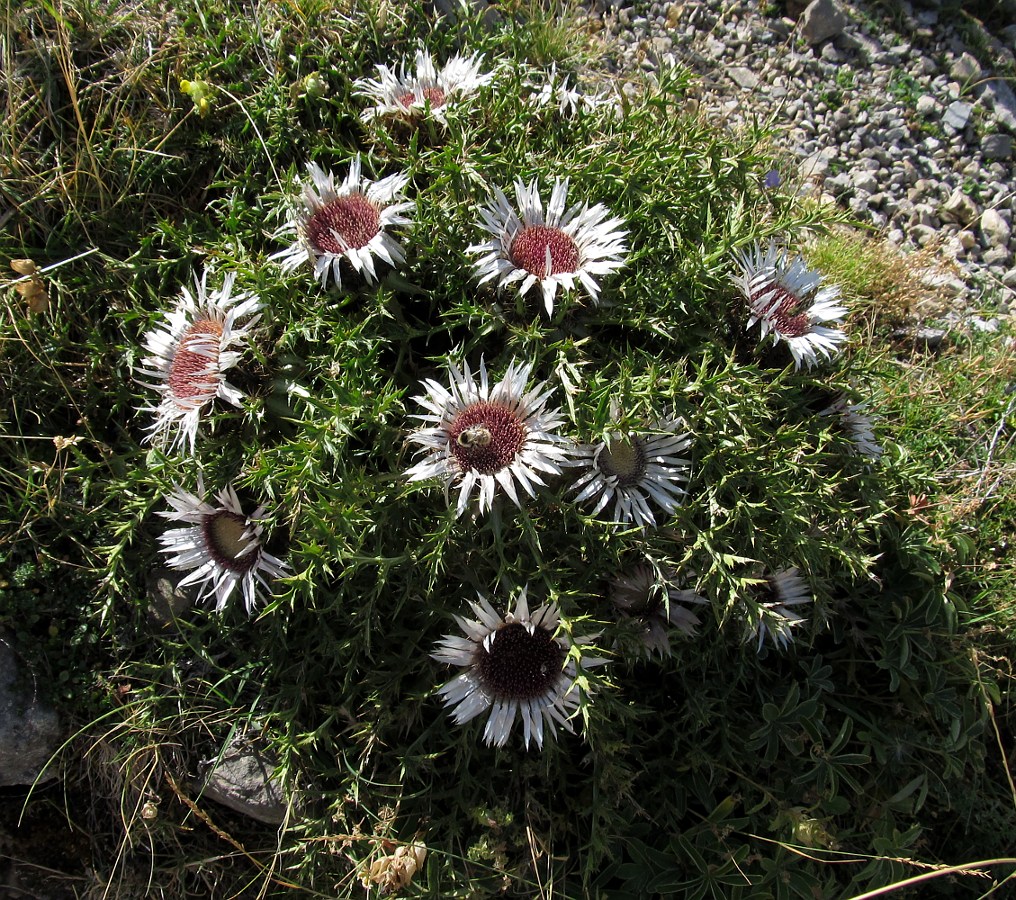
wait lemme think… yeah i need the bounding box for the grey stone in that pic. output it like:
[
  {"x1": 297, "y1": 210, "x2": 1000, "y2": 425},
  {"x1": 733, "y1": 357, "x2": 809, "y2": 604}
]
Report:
[
  {"x1": 1002, "y1": 268, "x2": 1016, "y2": 289},
  {"x1": 950, "y1": 52, "x2": 982, "y2": 84},
  {"x1": 981, "y1": 134, "x2": 1013, "y2": 160},
  {"x1": 940, "y1": 189, "x2": 980, "y2": 225},
  {"x1": 799, "y1": 150, "x2": 832, "y2": 179},
  {"x1": 982, "y1": 79, "x2": 1016, "y2": 131},
  {"x1": 957, "y1": 230, "x2": 978, "y2": 250},
  {"x1": 837, "y1": 30, "x2": 882, "y2": 59},
  {"x1": 893, "y1": 326, "x2": 947, "y2": 349},
  {"x1": 1003, "y1": 24, "x2": 1016, "y2": 52},
  {"x1": 728, "y1": 67, "x2": 759, "y2": 90},
  {"x1": 798, "y1": 0, "x2": 848, "y2": 45},
  {"x1": 825, "y1": 172, "x2": 853, "y2": 195},
  {"x1": 852, "y1": 171, "x2": 878, "y2": 194},
  {"x1": 918, "y1": 268, "x2": 968, "y2": 297},
  {"x1": 147, "y1": 568, "x2": 195, "y2": 627},
  {"x1": 984, "y1": 246, "x2": 1013, "y2": 266},
  {"x1": 981, "y1": 209, "x2": 1012, "y2": 247},
  {"x1": 943, "y1": 101, "x2": 973, "y2": 130},
  {"x1": 916, "y1": 95, "x2": 938, "y2": 117},
  {"x1": 202, "y1": 732, "x2": 298, "y2": 825},
  {"x1": 969, "y1": 316, "x2": 999, "y2": 332},
  {"x1": 0, "y1": 637, "x2": 61, "y2": 787},
  {"x1": 910, "y1": 224, "x2": 938, "y2": 246}
]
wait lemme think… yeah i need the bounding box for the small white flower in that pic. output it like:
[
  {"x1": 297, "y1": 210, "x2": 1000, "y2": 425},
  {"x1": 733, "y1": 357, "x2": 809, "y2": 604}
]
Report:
[
  {"x1": 270, "y1": 156, "x2": 413, "y2": 290},
  {"x1": 432, "y1": 586, "x2": 603, "y2": 750},
  {"x1": 136, "y1": 270, "x2": 261, "y2": 455},
  {"x1": 743, "y1": 568, "x2": 812, "y2": 652},
  {"x1": 821, "y1": 394, "x2": 882, "y2": 460},
  {"x1": 158, "y1": 480, "x2": 289, "y2": 614},
  {"x1": 529, "y1": 64, "x2": 618, "y2": 118},
  {"x1": 405, "y1": 356, "x2": 574, "y2": 517},
  {"x1": 571, "y1": 418, "x2": 691, "y2": 528},
  {"x1": 354, "y1": 49, "x2": 492, "y2": 123},
  {"x1": 731, "y1": 241, "x2": 848, "y2": 370},
  {"x1": 468, "y1": 177, "x2": 628, "y2": 315},
  {"x1": 609, "y1": 563, "x2": 707, "y2": 658}
]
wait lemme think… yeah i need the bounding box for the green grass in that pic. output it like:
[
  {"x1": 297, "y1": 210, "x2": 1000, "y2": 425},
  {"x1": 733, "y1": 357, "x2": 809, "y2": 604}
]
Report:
[{"x1": 2, "y1": 0, "x2": 1016, "y2": 897}]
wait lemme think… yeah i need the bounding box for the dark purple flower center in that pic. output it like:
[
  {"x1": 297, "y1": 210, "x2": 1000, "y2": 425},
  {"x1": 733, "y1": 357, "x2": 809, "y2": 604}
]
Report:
[
  {"x1": 597, "y1": 436, "x2": 647, "y2": 488},
  {"x1": 476, "y1": 622, "x2": 565, "y2": 700},
  {"x1": 168, "y1": 319, "x2": 222, "y2": 402},
  {"x1": 752, "y1": 285, "x2": 811, "y2": 337},
  {"x1": 509, "y1": 225, "x2": 580, "y2": 278},
  {"x1": 201, "y1": 511, "x2": 258, "y2": 575},
  {"x1": 306, "y1": 194, "x2": 380, "y2": 254},
  {"x1": 397, "y1": 86, "x2": 447, "y2": 109},
  {"x1": 448, "y1": 401, "x2": 527, "y2": 475}
]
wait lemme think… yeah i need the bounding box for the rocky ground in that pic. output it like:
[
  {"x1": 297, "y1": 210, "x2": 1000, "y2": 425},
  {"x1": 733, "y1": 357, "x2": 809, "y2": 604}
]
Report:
[{"x1": 590, "y1": 0, "x2": 1016, "y2": 321}]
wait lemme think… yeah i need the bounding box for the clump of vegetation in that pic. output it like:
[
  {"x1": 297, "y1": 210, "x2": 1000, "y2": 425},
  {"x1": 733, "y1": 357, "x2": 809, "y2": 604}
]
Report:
[
  {"x1": 2, "y1": 0, "x2": 1015, "y2": 897},
  {"x1": 803, "y1": 228, "x2": 952, "y2": 329}
]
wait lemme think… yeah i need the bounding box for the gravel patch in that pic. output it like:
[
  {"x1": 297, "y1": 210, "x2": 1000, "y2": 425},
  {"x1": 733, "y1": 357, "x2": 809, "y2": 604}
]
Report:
[{"x1": 588, "y1": 0, "x2": 1016, "y2": 317}]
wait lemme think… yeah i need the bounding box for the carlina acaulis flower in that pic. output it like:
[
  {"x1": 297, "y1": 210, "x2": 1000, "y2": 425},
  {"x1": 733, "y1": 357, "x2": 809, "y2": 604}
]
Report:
[
  {"x1": 158, "y1": 480, "x2": 289, "y2": 614},
  {"x1": 730, "y1": 240, "x2": 848, "y2": 370},
  {"x1": 353, "y1": 48, "x2": 492, "y2": 123},
  {"x1": 431, "y1": 587, "x2": 605, "y2": 750},
  {"x1": 468, "y1": 177, "x2": 628, "y2": 315},
  {"x1": 571, "y1": 417, "x2": 691, "y2": 528},
  {"x1": 405, "y1": 356, "x2": 575, "y2": 517},
  {"x1": 271, "y1": 156, "x2": 413, "y2": 291},
  {"x1": 136, "y1": 269, "x2": 261, "y2": 455}
]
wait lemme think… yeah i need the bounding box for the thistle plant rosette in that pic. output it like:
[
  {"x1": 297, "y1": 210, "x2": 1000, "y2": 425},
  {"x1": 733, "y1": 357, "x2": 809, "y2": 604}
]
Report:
[
  {"x1": 405, "y1": 357, "x2": 574, "y2": 517},
  {"x1": 731, "y1": 241, "x2": 848, "y2": 370},
  {"x1": 353, "y1": 49, "x2": 492, "y2": 124},
  {"x1": 571, "y1": 417, "x2": 692, "y2": 528},
  {"x1": 158, "y1": 481, "x2": 289, "y2": 614},
  {"x1": 743, "y1": 568, "x2": 814, "y2": 652},
  {"x1": 609, "y1": 563, "x2": 707, "y2": 658},
  {"x1": 136, "y1": 270, "x2": 261, "y2": 455},
  {"x1": 468, "y1": 177, "x2": 628, "y2": 316},
  {"x1": 432, "y1": 587, "x2": 604, "y2": 750},
  {"x1": 270, "y1": 157, "x2": 413, "y2": 290},
  {"x1": 821, "y1": 394, "x2": 883, "y2": 460}
]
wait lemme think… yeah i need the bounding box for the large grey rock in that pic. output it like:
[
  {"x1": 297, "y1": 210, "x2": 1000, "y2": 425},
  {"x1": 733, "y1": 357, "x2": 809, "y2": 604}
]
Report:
[
  {"x1": 147, "y1": 568, "x2": 196, "y2": 627},
  {"x1": 980, "y1": 209, "x2": 1012, "y2": 248},
  {"x1": 799, "y1": 0, "x2": 848, "y2": 45},
  {"x1": 981, "y1": 134, "x2": 1013, "y2": 161},
  {"x1": 728, "y1": 67, "x2": 759, "y2": 91},
  {"x1": 943, "y1": 101, "x2": 973, "y2": 130},
  {"x1": 202, "y1": 732, "x2": 297, "y2": 824},
  {"x1": 950, "y1": 52, "x2": 982, "y2": 84},
  {"x1": 982, "y1": 79, "x2": 1016, "y2": 132},
  {"x1": 0, "y1": 638, "x2": 61, "y2": 786},
  {"x1": 940, "y1": 189, "x2": 980, "y2": 225}
]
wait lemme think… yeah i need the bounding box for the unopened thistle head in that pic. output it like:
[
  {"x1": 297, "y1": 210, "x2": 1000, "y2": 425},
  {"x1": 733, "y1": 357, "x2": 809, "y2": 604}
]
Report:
[
  {"x1": 432, "y1": 587, "x2": 603, "y2": 750},
  {"x1": 354, "y1": 49, "x2": 492, "y2": 123},
  {"x1": 468, "y1": 177, "x2": 628, "y2": 315},
  {"x1": 136, "y1": 270, "x2": 261, "y2": 454},
  {"x1": 158, "y1": 480, "x2": 289, "y2": 614},
  {"x1": 271, "y1": 157, "x2": 413, "y2": 290},
  {"x1": 743, "y1": 568, "x2": 813, "y2": 652},
  {"x1": 822, "y1": 394, "x2": 882, "y2": 460},
  {"x1": 609, "y1": 563, "x2": 706, "y2": 658},
  {"x1": 405, "y1": 357, "x2": 574, "y2": 517},
  {"x1": 731, "y1": 241, "x2": 848, "y2": 370}
]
